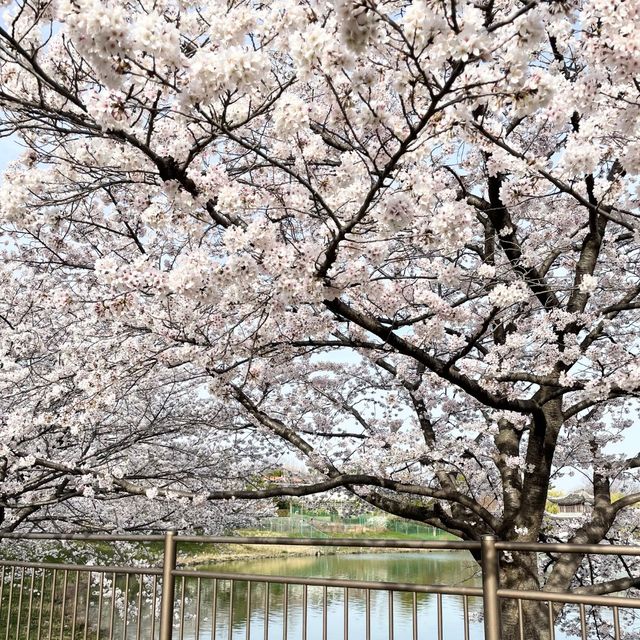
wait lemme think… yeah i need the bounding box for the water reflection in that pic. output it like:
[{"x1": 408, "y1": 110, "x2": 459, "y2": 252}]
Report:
[
  {"x1": 0, "y1": 552, "x2": 582, "y2": 640},
  {"x1": 172, "y1": 552, "x2": 486, "y2": 640}
]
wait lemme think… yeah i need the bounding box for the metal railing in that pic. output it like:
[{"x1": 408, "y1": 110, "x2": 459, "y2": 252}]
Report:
[{"x1": 0, "y1": 532, "x2": 637, "y2": 639}]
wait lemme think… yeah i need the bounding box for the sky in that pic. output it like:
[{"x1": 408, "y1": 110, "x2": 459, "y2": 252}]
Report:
[{"x1": 0, "y1": 137, "x2": 22, "y2": 166}]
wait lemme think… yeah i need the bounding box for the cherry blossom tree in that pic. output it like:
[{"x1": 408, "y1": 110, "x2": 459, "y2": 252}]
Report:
[
  {"x1": 1, "y1": 0, "x2": 640, "y2": 637},
  {"x1": 0, "y1": 266, "x2": 272, "y2": 532}
]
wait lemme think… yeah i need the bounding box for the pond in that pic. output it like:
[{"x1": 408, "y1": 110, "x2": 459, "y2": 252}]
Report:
[
  {"x1": 181, "y1": 551, "x2": 485, "y2": 640},
  {"x1": 0, "y1": 550, "x2": 604, "y2": 640}
]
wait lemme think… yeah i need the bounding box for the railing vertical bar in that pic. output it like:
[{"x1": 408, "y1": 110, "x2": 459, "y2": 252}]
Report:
[
  {"x1": 123, "y1": 574, "x2": 131, "y2": 640},
  {"x1": 159, "y1": 531, "x2": 177, "y2": 640},
  {"x1": 301, "y1": 585, "x2": 307, "y2": 640},
  {"x1": 16, "y1": 566, "x2": 25, "y2": 640},
  {"x1": 5, "y1": 566, "x2": 15, "y2": 640},
  {"x1": 71, "y1": 570, "x2": 80, "y2": 640},
  {"x1": 436, "y1": 593, "x2": 442, "y2": 640},
  {"x1": 282, "y1": 584, "x2": 288, "y2": 640},
  {"x1": 96, "y1": 571, "x2": 104, "y2": 640},
  {"x1": 178, "y1": 576, "x2": 186, "y2": 640},
  {"x1": 26, "y1": 567, "x2": 36, "y2": 640},
  {"x1": 322, "y1": 586, "x2": 327, "y2": 640},
  {"x1": 227, "y1": 580, "x2": 234, "y2": 640},
  {"x1": 463, "y1": 595, "x2": 469, "y2": 640},
  {"x1": 343, "y1": 588, "x2": 348, "y2": 640},
  {"x1": 211, "y1": 579, "x2": 218, "y2": 640},
  {"x1": 195, "y1": 578, "x2": 201, "y2": 640},
  {"x1": 412, "y1": 593, "x2": 417, "y2": 640},
  {"x1": 388, "y1": 591, "x2": 394, "y2": 640},
  {"x1": 83, "y1": 572, "x2": 91, "y2": 640},
  {"x1": 613, "y1": 606, "x2": 621, "y2": 640},
  {"x1": 365, "y1": 590, "x2": 370, "y2": 640},
  {"x1": 0, "y1": 566, "x2": 5, "y2": 632},
  {"x1": 37, "y1": 570, "x2": 46, "y2": 640},
  {"x1": 150, "y1": 576, "x2": 158, "y2": 640},
  {"x1": 263, "y1": 582, "x2": 269, "y2": 640},
  {"x1": 480, "y1": 536, "x2": 500, "y2": 640},
  {"x1": 60, "y1": 570, "x2": 69, "y2": 640},
  {"x1": 135, "y1": 574, "x2": 144, "y2": 640},
  {"x1": 518, "y1": 599, "x2": 524, "y2": 640},
  {"x1": 579, "y1": 604, "x2": 587, "y2": 640},
  {"x1": 245, "y1": 581, "x2": 251, "y2": 640},
  {"x1": 547, "y1": 601, "x2": 555, "y2": 640},
  {"x1": 108, "y1": 572, "x2": 116, "y2": 640},
  {"x1": 49, "y1": 569, "x2": 58, "y2": 640}
]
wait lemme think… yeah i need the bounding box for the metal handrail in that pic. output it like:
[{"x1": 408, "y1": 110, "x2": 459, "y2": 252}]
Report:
[
  {"x1": 0, "y1": 531, "x2": 638, "y2": 640},
  {"x1": 496, "y1": 588, "x2": 640, "y2": 609},
  {"x1": 0, "y1": 560, "x2": 163, "y2": 576},
  {"x1": 0, "y1": 532, "x2": 479, "y2": 548},
  {"x1": 495, "y1": 541, "x2": 640, "y2": 555},
  {"x1": 174, "y1": 535, "x2": 481, "y2": 549},
  {"x1": 0, "y1": 533, "x2": 165, "y2": 542},
  {"x1": 2, "y1": 532, "x2": 639, "y2": 556},
  {"x1": 171, "y1": 568, "x2": 484, "y2": 596}
]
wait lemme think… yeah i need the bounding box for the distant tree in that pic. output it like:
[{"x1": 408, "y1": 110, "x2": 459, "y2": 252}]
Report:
[
  {"x1": 1, "y1": 0, "x2": 640, "y2": 637},
  {"x1": 545, "y1": 489, "x2": 563, "y2": 515}
]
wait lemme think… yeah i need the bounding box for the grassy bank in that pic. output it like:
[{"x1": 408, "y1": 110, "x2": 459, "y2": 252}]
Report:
[
  {"x1": 179, "y1": 528, "x2": 456, "y2": 566},
  {"x1": 0, "y1": 524, "x2": 455, "y2": 567}
]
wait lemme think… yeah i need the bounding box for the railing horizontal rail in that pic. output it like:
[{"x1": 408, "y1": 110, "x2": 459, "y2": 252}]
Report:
[
  {"x1": 0, "y1": 533, "x2": 480, "y2": 549},
  {"x1": 495, "y1": 541, "x2": 640, "y2": 555},
  {"x1": 0, "y1": 560, "x2": 163, "y2": 575},
  {"x1": 171, "y1": 568, "x2": 484, "y2": 596},
  {"x1": 497, "y1": 588, "x2": 640, "y2": 609},
  {"x1": 2, "y1": 534, "x2": 639, "y2": 556},
  {"x1": 173, "y1": 535, "x2": 481, "y2": 549},
  {"x1": 0, "y1": 533, "x2": 165, "y2": 542}
]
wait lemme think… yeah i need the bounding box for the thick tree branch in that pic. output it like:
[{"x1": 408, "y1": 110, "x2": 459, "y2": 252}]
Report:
[{"x1": 325, "y1": 297, "x2": 539, "y2": 414}]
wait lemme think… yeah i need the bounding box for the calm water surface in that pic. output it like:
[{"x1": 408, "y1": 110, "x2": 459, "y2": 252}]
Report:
[
  {"x1": 0, "y1": 550, "x2": 587, "y2": 640},
  {"x1": 171, "y1": 551, "x2": 486, "y2": 640}
]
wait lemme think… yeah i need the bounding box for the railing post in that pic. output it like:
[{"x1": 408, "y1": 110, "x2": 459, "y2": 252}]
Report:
[
  {"x1": 159, "y1": 530, "x2": 177, "y2": 640},
  {"x1": 481, "y1": 534, "x2": 501, "y2": 640}
]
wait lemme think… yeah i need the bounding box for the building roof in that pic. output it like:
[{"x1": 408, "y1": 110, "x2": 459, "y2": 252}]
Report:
[{"x1": 548, "y1": 491, "x2": 592, "y2": 506}]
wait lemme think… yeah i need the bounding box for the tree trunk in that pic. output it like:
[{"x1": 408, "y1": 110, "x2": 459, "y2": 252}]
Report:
[
  {"x1": 500, "y1": 598, "x2": 553, "y2": 640},
  {"x1": 498, "y1": 558, "x2": 555, "y2": 640}
]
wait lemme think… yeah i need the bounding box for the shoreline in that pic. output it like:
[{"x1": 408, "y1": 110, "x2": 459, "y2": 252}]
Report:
[{"x1": 181, "y1": 542, "x2": 450, "y2": 567}]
